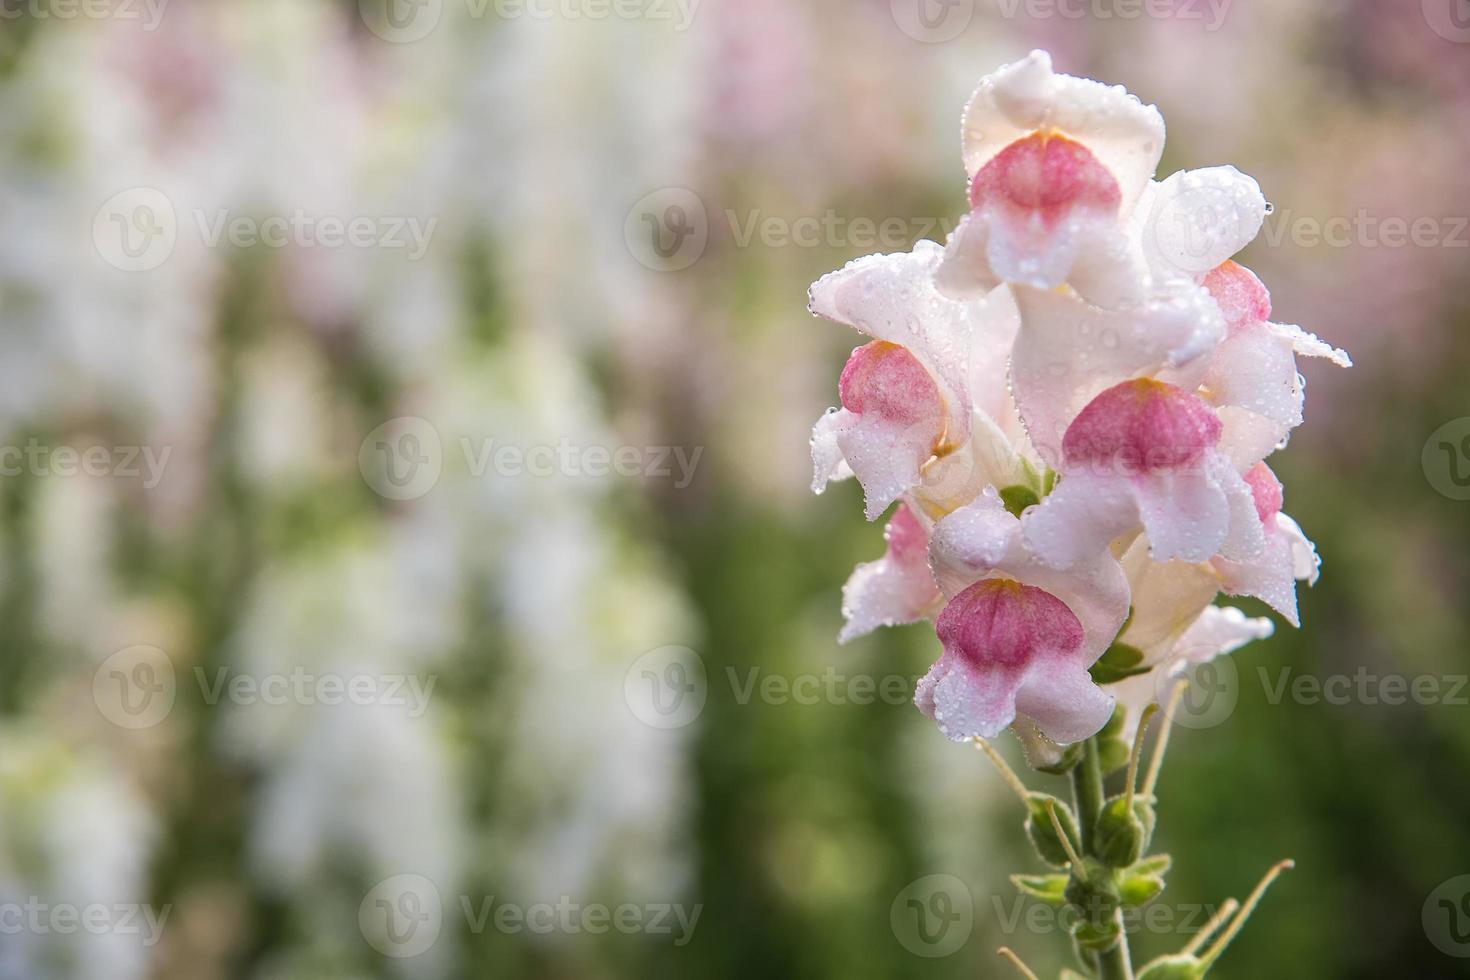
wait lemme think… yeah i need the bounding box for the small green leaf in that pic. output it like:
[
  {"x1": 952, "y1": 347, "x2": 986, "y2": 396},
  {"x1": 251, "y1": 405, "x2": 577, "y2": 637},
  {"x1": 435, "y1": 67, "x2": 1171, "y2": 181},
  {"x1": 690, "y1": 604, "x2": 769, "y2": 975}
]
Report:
[
  {"x1": 1089, "y1": 642, "x2": 1151, "y2": 684},
  {"x1": 1011, "y1": 873, "x2": 1069, "y2": 905},
  {"x1": 999, "y1": 484, "x2": 1041, "y2": 518}
]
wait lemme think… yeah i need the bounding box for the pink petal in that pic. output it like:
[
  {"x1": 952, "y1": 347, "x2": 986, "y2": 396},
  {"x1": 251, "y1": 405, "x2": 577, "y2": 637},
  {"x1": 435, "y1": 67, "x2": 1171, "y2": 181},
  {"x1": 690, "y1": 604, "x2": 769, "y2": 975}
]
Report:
[
  {"x1": 839, "y1": 503, "x2": 942, "y2": 643},
  {"x1": 1062, "y1": 379, "x2": 1222, "y2": 474},
  {"x1": 1203, "y1": 260, "x2": 1272, "y2": 332},
  {"x1": 919, "y1": 577, "x2": 1112, "y2": 743},
  {"x1": 1245, "y1": 462, "x2": 1283, "y2": 524}
]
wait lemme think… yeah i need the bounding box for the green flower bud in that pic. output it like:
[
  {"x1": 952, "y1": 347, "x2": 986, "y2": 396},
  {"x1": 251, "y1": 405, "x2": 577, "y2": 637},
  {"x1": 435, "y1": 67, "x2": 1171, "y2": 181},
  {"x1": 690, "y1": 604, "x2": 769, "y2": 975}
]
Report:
[
  {"x1": 1094, "y1": 793, "x2": 1156, "y2": 867},
  {"x1": 1064, "y1": 858, "x2": 1122, "y2": 952},
  {"x1": 1024, "y1": 793, "x2": 1082, "y2": 868},
  {"x1": 1094, "y1": 703, "x2": 1131, "y2": 775}
]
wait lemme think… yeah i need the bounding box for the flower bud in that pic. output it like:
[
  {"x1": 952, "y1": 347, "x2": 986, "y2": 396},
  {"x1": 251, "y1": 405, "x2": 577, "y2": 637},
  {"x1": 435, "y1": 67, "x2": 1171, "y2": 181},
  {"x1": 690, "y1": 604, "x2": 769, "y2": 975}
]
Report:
[
  {"x1": 1065, "y1": 858, "x2": 1122, "y2": 952},
  {"x1": 1025, "y1": 793, "x2": 1082, "y2": 868},
  {"x1": 1094, "y1": 793, "x2": 1155, "y2": 867}
]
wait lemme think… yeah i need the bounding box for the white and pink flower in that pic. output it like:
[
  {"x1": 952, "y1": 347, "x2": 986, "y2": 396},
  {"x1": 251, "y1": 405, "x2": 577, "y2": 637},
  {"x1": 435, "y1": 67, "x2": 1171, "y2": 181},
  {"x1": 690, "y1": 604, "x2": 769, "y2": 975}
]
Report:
[{"x1": 809, "y1": 51, "x2": 1347, "y2": 750}]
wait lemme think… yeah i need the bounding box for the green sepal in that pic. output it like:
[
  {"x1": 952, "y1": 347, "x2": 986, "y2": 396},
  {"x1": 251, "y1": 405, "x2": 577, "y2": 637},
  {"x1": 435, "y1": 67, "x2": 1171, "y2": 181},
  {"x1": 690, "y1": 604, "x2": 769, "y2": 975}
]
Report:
[
  {"x1": 1042, "y1": 466, "x2": 1058, "y2": 495},
  {"x1": 999, "y1": 484, "x2": 1041, "y2": 518},
  {"x1": 1094, "y1": 794, "x2": 1154, "y2": 868},
  {"x1": 1119, "y1": 868, "x2": 1166, "y2": 907},
  {"x1": 1131, "y1": 853, "x2": 1173, "y2": 877},
  {"x1": 1011, "y1": 873, "x2": 1069, "y2": 905},
  {"x1": 1137, "y1": 954, "x2": 1205, "y2": 980},
  {"x1": 1090, "y1": 642, "x2": 1151, "y2": 684},
  {"x1": 1025, "y1": 793, "x2": 1083, "y2": 868},
  {"x1": 1064, "y1": 858, "x2": 1122, "y2": 951}
]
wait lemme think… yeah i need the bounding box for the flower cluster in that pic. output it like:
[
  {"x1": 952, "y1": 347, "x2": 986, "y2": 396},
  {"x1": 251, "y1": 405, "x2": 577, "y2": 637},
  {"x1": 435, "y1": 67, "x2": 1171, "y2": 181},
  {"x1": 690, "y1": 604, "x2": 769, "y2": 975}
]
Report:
[{"x1": 811, "y1": 50, "x2": 1349, "y2": 757}]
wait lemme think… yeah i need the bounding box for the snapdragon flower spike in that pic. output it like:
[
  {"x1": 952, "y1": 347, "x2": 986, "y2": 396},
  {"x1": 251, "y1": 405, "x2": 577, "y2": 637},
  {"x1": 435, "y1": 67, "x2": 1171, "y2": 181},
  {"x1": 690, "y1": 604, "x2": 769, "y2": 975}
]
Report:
[
  {"x1": 838, "y1": 501, "x2": 943, "y2": 643},
  {"x1": 1199, "y1": 261, "x2": 1351, "y2": 468},
  {"x1": 1023, "y1": 378, "x2": 1264, "y2": 568},
  {"x1": 919, "y1": 489, "x2": 1129, "y2": 743},
  {"x1": 1210, "y1": 462, "x2": 1322, "y2": 627},
  {"x1": 810, "y1": 241, "x2": 996, "y2": 520},
  {"x1": 937, "y1": 50, "x2": 1164, "y2": 306}
]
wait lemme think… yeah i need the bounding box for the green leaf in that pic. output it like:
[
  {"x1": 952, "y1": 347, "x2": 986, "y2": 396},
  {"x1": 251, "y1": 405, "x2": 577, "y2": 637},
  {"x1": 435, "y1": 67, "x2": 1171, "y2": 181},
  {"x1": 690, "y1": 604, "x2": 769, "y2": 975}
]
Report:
[
  {"x1": 999, "y1": 484, "x2": 1041, "y2": 518},
  {"x1": 1011, "y1": 873, "x2": 1069, "y2": 905},
  {"x1": 1089, "y1": 642, "x2": 1151, "y2": 684}
]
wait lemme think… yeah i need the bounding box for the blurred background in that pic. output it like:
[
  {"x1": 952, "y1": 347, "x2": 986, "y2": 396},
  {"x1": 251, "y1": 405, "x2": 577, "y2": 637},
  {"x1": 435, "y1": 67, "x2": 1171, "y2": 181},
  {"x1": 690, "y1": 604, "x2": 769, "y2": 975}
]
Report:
[{"x1": 0, "y1": 0, "x2": 1468, "y2": 977}]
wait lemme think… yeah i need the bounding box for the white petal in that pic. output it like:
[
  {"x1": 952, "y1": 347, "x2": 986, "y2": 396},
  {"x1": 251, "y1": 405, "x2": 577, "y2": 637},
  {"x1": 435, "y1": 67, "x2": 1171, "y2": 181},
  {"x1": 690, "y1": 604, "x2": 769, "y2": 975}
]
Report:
[
  {"x1": 1143, "y1": 166, "x2": 1266, "y2": 280},
  {"x1": 1269, "y1": 322, "x2": 1352, "y2": 368},
  {"x1": 810, "y1": 408, "x2": 850, "y2": 493},
  {"x1": 1213, "y1": 528, "x2": 1303, "y2": 627},
  {"x1": 1015, "y1": 655, "x2": 1116, "y2": 744},
  {"x1": 1175, "y1": 605, "x2": 1274, "y2": 663},
  {"x1": 917, "y1": 657, "x2": 1024, "y2": 741},
  {"x1": 1021, "y1": 471, "x2": 1139, "y2": 569},
  {"x1": 934, "y1": 213, "x2": 999, "y2": 301},
  {"x1": 1118, "y1": 537, "x2": 1222, "y2": 663}
]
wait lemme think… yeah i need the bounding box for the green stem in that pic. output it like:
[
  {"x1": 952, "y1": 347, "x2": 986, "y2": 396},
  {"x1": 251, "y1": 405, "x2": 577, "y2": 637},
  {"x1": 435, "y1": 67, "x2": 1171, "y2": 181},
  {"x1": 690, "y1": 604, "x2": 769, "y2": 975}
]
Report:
[
  {"x1": 1072, "y1": 737, "x2": 1133, "y2": 980},
  {"x1": 1072, "y1": 737, "x2": 1105, "y2": 852}
]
